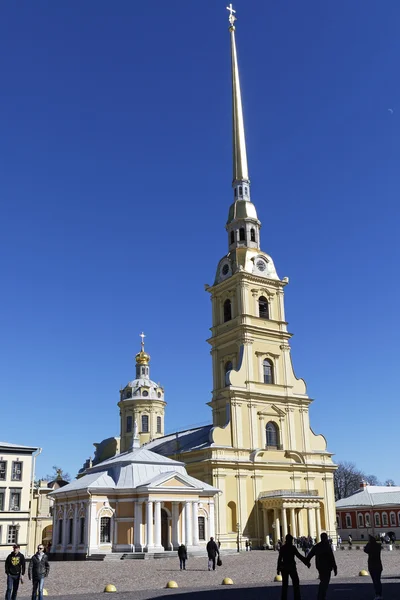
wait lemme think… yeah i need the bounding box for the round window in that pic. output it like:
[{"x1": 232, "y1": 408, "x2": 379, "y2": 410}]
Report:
[
  {"x1": 256, "y1": 260, "x2": 266, "y2": 272},
  {"x1": 222, "y1": 264, "x2": 229, "y2": 276},
  {"x1": 142, "y1": 390, "x2": 149, "y2": 397},
  {"x1": 157, "y1": 392, "x2": 162, "y2": 398}
]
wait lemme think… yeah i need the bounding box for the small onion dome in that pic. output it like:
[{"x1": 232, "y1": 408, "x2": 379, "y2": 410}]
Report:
[{"x1": 135, "y1": 350, "x2": 150, "y2": 365}]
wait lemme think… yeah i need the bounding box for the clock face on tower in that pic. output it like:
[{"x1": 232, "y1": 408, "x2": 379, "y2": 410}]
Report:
[
  {"x1": 256, "y1": 260, "x2": 266, "y2": 272},
  {"x1": 222, "y1": 264, "x2": 229, "y2": 276}
]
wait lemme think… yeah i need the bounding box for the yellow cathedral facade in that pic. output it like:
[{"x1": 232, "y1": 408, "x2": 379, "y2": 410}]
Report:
[{"x1": 50, "y1": 7, "x2": 337, "y2": 556}]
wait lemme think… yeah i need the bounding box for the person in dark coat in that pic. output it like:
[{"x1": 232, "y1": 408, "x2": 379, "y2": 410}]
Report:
[
  {"x1": 307, "y1": 533, "x2": 337, "y2": 600},
  {"x1": 206, "y1": 537, "x2": 220, "y2": 571},
  {"x1": 277, "y1": 534, "x2": 310, "y2": 600},
  {"x1": 5, "y1": 544, "x2": 26, "y2": 600},
  {"x1": 364, "y1": 535, "x2": 383, "y2": 599},
  {"x1": 177, "y1": 544, "x2": 187, "y2": 570},
  {"x1": 28, "y1": 544, "x2": 50, "y2": 600}
]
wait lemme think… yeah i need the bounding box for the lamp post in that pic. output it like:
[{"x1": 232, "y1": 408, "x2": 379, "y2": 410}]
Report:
[{"x1": 236, "y1": 522, "x2": 241, "y2": 553}]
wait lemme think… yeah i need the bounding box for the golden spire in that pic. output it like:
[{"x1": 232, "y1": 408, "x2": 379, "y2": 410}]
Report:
[
  {"x1": 227, "y1": 4, "x2": 249, "y2": 185},
  {"x1": 135, "y1": 332, "x2": 150, "y2": 365}
]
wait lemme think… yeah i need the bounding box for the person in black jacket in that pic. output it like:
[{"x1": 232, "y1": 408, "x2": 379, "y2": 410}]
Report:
[
  {"x1": 364, "y1": 535, "x2": 383, "y2": 600},
  {"x1": 206, "y1": 537, "x2": 220, "y2": 571},
  {"x1": 307, "y1": 533, "x2": 337, "y2": 600},
  {"x1": 5, "y1": 544, "x2": 26, "y2": 600},
  {"x1": 28, "y1": 544, "x2": 50, "y2": 600},
  {"x1": 277, "y1": 534, "x2": 310, "y2": 600},
  {"x1": 177, "y1": 544, "x2": 187, "y2": 570}
]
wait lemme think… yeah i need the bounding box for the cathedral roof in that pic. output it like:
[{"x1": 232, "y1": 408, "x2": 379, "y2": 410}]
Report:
[
  {"x1": 49, "y1": 445, "x2": 217, "y2": 495},
  {"x1": 145, "y1": 425, "x2": 214, "y2": 456}
]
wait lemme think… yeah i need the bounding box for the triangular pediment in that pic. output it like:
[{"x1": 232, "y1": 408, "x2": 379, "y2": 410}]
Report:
[
  {"x1": 137, "y1": 470, "x2": 202, "y2": 491},
  {"x1": 258, "y1": 404, "x2": 285, "y2": 418},
  {"x1": 160, "y1": 477, "x2": 186, "y2": 488}
]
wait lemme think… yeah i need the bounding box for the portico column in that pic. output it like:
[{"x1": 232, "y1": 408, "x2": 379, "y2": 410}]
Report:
[
  {"x1": 281, "y1": 508, "x2": 288, "y2": 538},
  {"x1": 315, "y1": 506, "x2": 322, "y2": 539},
  {"x1": 307, "y1": 507, "x2": 315, "y2": 538},
  {"x1": 146, "y1": 501, "x2": 154, "y2": 550},
  {"x1": 185, "y1": 502, "x2": 193, "y2": 546},
  {"x1": 171, "y1": 502, "x2": 179, "y2": 549},
  {"x1": 274, "y1": 509, "x2": 280, "y2": 542},
  {"x1": 134, "y1": 501, "x2": 143, "y2": 551},
  {"x1": 290, "y1": 508, "x2": 297, "y2": 538},
  {"x1": 297, "y1": 508, "x2": 303, "y2": 537},
  {"x1": 262, "y1": 509, "x2": 268, "y2": 544},
  {"x1": 192, "y1": 501, "x2": 199, "y2": 546},
  {"x1": 154, "y1": 501, "x2": 162, "y2": 549}
]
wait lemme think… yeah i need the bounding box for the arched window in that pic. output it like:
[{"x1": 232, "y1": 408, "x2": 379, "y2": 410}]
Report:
[
  {"x1": 224, "y1": 361, "x2": 233, "y2": 386},
  {"x1": 374, "y1": 513, "x2": 381, "y2": 527},
  {"x1": 259, "y1": 296, "x2": 269, "y2": 319},
  {"x1": 239, "y1": 186, "x2": 243, "y2": 196},
  {"x1": 157, "y1": 416, "x2": 162, "y2": 434},
  {"x1": 250, "y1": 228, "x2": 255, "y2": 242},
  {"x1": 239, "y1": 228, "x2": 245, "y2": 241},
  {"x1": 141, "y1": 414, "x2": 149, "y2": 433},
  {"x1": 397, "y1": 512, "x2": 400, "y2": 526},
  {"x1": 390, "y1": 512, "x2": 396, "y2": 526},
  {"x1": 198, "y1": 516, "x2": 205, "y2": 540},
  {"x1": 382, "y1": 512, "x2": 388, "y2": 527},
  {"x1": 58, "y1": 519, "x2": 63, "y2": 544},
  {"x1": 234, "y1": 187, "x2": 238, "y2": 197},
  {"x1": 263, "y1": 359, "x2": 274, "y2": 384},
  {"x1": 345, "y1": 514, "x2": 352, "y2": 528},
  {"x1": 358, "y1": 513, "x2": 364, "y2": 528},
  {"x1": 365, "y1": 513, "x2": 371, "y2": 527},
  {"x1": 245, "y1": 187, "x2": 248, "y2": 196},
  {"x1": 100, "y1": 517, "x2": 111, "y2": 543},
  {"x1": 223, "y1": 299, "x2": 232, "y2": 322},
  {"x1": 266, "y1": 422, "x2": 279, "y2": 448},
  {"x1": 227, "y1": 501, "x2": 237, "y2": 533},
  {"x1": 230, "y1": 231, "x2": 234, "y2": 244},
  {"x1": 126, "y1": 415, "x2": 133, "y2": 433}
]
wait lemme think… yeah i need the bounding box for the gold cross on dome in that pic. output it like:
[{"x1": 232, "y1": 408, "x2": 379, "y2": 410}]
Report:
[
  {"x1": 226, "y1": 3, "x2": 237, "y2": 26},
  {"x1": 140, "y1": 332, "x2": 146, "y2": 351}
]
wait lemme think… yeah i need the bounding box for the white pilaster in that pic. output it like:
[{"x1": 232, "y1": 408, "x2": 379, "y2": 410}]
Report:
[
  {"x1": 209, "y1": 502, "x2": 215, "y2": 539},
  {"x1": 192, "y1": 501, "x2": 199, "y2": 546},
  {"x1": 145, "y1": 501, "x2": 154, "y2": 551},
  {"x1": 185, "y1": 501, "x2": 193, "y2": 546},
  {"x1": 89, "y1": 501, "x2": 98, "y2": 553},
  {"x1": 274, "y1": 509, "x2": 280, "y2": 543}
]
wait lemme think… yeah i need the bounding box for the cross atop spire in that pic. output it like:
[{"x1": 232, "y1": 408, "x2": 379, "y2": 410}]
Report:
[
  {"x1": 226, "y1": 3, "x2": 236, "y2": 28},
  {"x1": 140, "y1": 332, "x2": 146, "y2": 352}
]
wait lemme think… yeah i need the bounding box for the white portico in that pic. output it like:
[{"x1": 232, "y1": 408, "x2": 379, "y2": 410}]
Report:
[{"x1": 49, "y1": 436, "x2": 218, "y2": 558}]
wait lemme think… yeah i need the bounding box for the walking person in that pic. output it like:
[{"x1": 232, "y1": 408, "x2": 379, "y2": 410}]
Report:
[
  {"x1": 348, "y1": 534, "x2": 352, "y2": 548},
  {"x1": 28, "y1": 544, "x2": 50, "y2": 600},
  {"x1": 277, "y1": 533, "x2": 310, "y2": 600},
  {"x1": 307, "y1": 532, "x2": 337, "y2": 600},
  {"x1": 5, "y1": 544, "x2": 25, "y2": 600},
  {"x1": 364, "y1": 535, "x2": 383, "y2": 600},
  {"x1": 206, "y1": 536, "x2": 220, "y2": 571},
  {"x1": 177, "y1": 544, "x2": 187, "y2": 570}
]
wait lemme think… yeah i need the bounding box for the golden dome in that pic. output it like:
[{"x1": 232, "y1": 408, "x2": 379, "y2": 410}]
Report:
[{"x1": 135, "y1": 351, "x2": 150, "y2": 365}]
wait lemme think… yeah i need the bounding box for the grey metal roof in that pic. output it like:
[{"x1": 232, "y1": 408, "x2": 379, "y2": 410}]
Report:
[
  {"x1": 50, "y1": 445, "x2": 217, "y2": 496},
  {"x1": 144, "y1": 425, "x2": 214, "y2": 456},
  {"x1": 0, "y1": 441, "x2": 38, "y2": 452},
  {"x1": 336, "y1": 486, "x2": 400, "y2": 509}
]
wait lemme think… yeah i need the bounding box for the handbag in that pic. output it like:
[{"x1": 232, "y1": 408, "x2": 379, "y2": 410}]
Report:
[{"x1": 217, "y1": 556, "x2": 222, "y2": 567}]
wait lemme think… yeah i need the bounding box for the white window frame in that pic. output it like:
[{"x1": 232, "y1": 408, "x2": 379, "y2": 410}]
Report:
[
  {"x1": 365, "y1": 513, "x2": 371, "y2": 527},
  {"x1": 382, "y1": 512, "x2": 388, "y2": 527},
  {"x1": 390, "y1": 512, "x2": 396, "y2": 526},
  {"x1": 374, "y1": 513, "x2": 381, "y2": 527},
  {"x1": 7, "y1": 525, "x2": 18, "y2": 544},
  {"x1": 358, "y1": 513, "x2": 364, "y2": 528},
  {"x1": 345, "y1": 513, "x2": 352, "y2": 528},
  {"x1": 99, "y1": 516, "x2": 112, "y2": 545},
  {"x1": 0, "y1": 461, "x2": 7, "y2": 481},
  {"x1": 9, "y1": 488, "x2": 21, "y2": 511},
  {"x1": 0, "y1": 488, "x2": 5, "y2": 512},
  {"x1": 11, "y1": 461, "x2": 23, "y2": 482}
]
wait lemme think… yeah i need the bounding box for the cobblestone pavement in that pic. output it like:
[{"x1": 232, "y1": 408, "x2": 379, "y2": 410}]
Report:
[{"x1": 0, "y1": 550, "x2": 399, "y2": 599}]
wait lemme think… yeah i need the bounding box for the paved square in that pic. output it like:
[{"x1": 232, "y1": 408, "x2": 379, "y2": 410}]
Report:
[{"x1": 0, "y1": 549, "x2": 399, "y2": 598}]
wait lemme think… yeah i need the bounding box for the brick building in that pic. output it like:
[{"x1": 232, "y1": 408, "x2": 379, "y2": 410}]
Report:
[{"x1": 336, "y1": 482, "x2": 400, "y2": 541}]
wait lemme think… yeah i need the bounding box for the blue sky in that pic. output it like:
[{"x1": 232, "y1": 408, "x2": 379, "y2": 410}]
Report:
[{"x1": 1, "y1": 1, "x2": 399, "y2": 483}]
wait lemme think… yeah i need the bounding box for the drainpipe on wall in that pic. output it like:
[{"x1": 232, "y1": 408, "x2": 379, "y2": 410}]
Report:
[
  {"x1": 27, "y1": 447, "x2": 42, "y2": 556},
  {"x1": 86, "y1": 490, "x2": 92, "y2": 557}
]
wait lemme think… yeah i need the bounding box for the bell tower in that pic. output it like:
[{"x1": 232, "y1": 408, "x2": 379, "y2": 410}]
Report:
[
  {"x1": 118, "y1": 334, "x2": 166, "y2": 452},
  {"x1": 206, "y1": 6, "x2": 315, "y2": 456}
]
